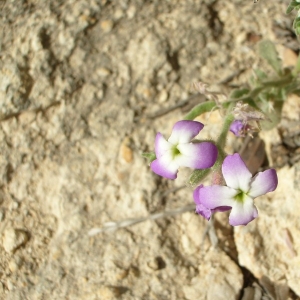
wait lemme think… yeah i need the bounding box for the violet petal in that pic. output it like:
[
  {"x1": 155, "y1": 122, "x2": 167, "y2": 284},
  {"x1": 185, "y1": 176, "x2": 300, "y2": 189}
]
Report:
[
  {"x1": 168, "y1": 120, "x2": 204, "y2": 144},
  {"x1": 222, "y1": 153, "x2": 252, "y2": 191},
  {"x1": 248, "y1": 169, "x2": 278, "y2": 198},
  {"x1": 199, "y1": 185, "x2": 236, "y2": 209},
  {"x1": 176, "y1": 142, "x2": 218, "y2": 169}
]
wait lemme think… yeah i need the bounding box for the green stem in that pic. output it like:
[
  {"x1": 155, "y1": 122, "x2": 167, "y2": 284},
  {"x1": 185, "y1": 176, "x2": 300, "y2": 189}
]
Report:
[
  {"x1": 216, "y1": 113, "x2": 234, "y2": 150},
  {"x1": 222, "y1": 75, "x2": 294, "y2": 106},
  {"x1": 188, "y1": 168, "x2": 211, "y2": 187},
  {"x1": 183, "y1": 101, "x2": 217, "y2": 120}
]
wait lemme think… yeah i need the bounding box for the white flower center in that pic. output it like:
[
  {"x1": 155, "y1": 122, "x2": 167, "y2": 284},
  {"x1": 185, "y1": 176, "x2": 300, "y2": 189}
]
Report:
[
  {"x1": 171, "y1": 144, "x2": 181, "y2": 159},
  {"x1": 234, "y1": 190, "x2": 247, "y2": 203}
]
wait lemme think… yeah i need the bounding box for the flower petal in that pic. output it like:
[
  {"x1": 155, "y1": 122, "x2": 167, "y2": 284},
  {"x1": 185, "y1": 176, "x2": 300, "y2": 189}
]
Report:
[
  {"x1": 199, "y1": 185, "x2": 236, "y2": 209},
  {"x1": 212, "y1": 206, "x2": 232, "y2": 213},
  {"x1": 193, "y1": 185, "x2": 231, "y2": 220},
  {"x1": 229, "y1": 195, "x2": 258, "y2": 226},
  {"x1": 193, "y1": 185, "x2": 203, "y2": 205},
  {"x1": 176, "y1": 142, "x2": 218, "y2": 169},
  {"x1": 150, "y1": 152, "x2": 178, "y2": 179},
  {"x1": 222, "y1": 153, "x2": 252, "y2": 191},
  {"x1": 248, "y1": 169, "x2": 278, "y2": 198},
  {"x1": 168, "y1": 120, "x2": 204, "y2": 144},
  {"x1": 195, "y1": 203, "x2": 213, "y2": 220},
  {"x1": 155, "y1": 133, "x2": 172, "y2": 158},
  {"x1": 230, "y1": 120, "x2": 244, "y2": 137}
]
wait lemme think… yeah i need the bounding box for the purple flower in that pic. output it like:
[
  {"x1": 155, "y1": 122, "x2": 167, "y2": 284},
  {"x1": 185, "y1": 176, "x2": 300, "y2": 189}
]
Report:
[
  {"x1": 193, "y1": 185, "x2": 231, "y2": 220},
  {"x1": 230, "y1": 120, "x2": 258, "y2": 137},
  {"x1": 194, "y1": 153, "x2": 278, "y2": 226},
  {"x1": 230, "y1": 120, "x2": 245, "y2": 137},
  {"x1": 150, "y1": 120, "x2": 218, "y2": 179}
]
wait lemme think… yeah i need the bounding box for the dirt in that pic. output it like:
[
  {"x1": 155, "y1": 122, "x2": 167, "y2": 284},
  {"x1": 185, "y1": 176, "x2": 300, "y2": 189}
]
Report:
[{"x1": 0, "y1": 0, "x2": 299, "y2": 299}]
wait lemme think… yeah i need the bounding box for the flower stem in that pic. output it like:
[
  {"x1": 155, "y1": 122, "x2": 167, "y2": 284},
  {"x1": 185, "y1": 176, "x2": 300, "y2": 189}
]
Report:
[
  {"x1": 217, "y1": 113, "x2": 234, "y2": 150},
  {"x1": 183, "y1": 101, "x2": 217, "y2": 120}
]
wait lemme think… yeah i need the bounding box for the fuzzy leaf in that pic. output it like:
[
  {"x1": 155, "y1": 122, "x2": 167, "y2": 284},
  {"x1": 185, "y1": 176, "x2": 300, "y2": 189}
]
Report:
[
  {"x1": 229, "y1": 88, "x2": 249, "y2": 99},
  {"x1": 258, "y1": 40, "x2": 282, "y2": 75},
  {"x1": 286, "y1": 0, "x2": 300, "y2": 14},
  {"x1": 260, "y1": 101, "x2": 283, "y2": 131},
  {"x1": 183, "y1": 101, "x2": 216, "y2": 120},
  {"x1": 254, "y1": 69, "x2": 268, "y2": 81}
]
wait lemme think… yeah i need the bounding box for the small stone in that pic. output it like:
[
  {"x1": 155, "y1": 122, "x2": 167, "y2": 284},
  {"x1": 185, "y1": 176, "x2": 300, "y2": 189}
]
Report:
[
  {"x1": 282, "y1": 47, "x2": 298, "y2": 68},
  {"x1": 97, "y1": 67, "x2": 111, "y2": 77},
  {"x1": 114, "y1": 9, "x2": 124, "y2": 20},
  {"x1": 97, "y1": 286, "x2": 115, "y2": 300},
  {"x1": 9, "y1": 201, "x2": 19, "y2": 211},
  {"x1": 9, "y1": 257, "x2": 22, "y2": 272},
  {"x1": 2, "y1": 228, "x2": 29, "y2": 253},
  {"x1": 120, "y1": 137, "x2": 133, "y2": 163},
  {"x1": 127, "y1": 5, "x2": 136, "y2": 19},
  {"x1": 100, "y1": 20, "x2": 114, "y2": 33},
  {"x1": 7, "y1": 280, "x2": 14, "y2": 291},
  {"x1": 158, "y1": 90, "x2": 168, "y2": 103}
]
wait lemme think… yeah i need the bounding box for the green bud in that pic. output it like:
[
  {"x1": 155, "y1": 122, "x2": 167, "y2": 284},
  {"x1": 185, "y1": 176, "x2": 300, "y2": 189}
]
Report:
[{"x1": 142, "y1": 152, "x2": 156, "y2": 163}]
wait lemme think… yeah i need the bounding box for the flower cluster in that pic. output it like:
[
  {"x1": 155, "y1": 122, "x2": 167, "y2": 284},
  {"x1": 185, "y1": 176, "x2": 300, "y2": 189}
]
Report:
[{"x1": 149, "y1": 120, "x2": 278, "y2": 226}]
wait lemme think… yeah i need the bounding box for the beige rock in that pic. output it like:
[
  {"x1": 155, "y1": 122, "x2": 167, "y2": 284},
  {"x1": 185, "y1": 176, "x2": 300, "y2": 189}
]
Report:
[
  {"x1": 281, "y1": 46, "x2": 298, "y2": 68},
  {"x1": 8, "y1": 256, "x2": 22, "y2": 272},
  {"x1": 235, "y1": 166, "x2": 300, "y2": 296},
  {"x1": 183, "y1": 249, "x2": 243, "y2": 300},
  {"x1": 120, "y1": 137, "x2": 133, "y2": 163},
  {"x1": 282, "y1": 94, "x2": 300, "y2": 121},
  {"x1": 2, "y1": 228, "x2": 29, "y2": 253},
  {"x1": 96, "y1": 67, "x2": 111, "y2": 77},
  {"x1": 100, "y1": 20, "x2": 114, "y2": 33}
]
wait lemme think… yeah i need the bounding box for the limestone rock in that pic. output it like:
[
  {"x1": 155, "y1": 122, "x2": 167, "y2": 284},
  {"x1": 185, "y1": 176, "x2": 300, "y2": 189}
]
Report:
[
  {"x1": 2, "y1": 228, "x2": 29, "y2": 253},
  {"x1": 183, "y1": 249, "x2": 243, "y2": 300},
  {"x1": 235, "y1": 166, "x2": 300, "y2": 296}
]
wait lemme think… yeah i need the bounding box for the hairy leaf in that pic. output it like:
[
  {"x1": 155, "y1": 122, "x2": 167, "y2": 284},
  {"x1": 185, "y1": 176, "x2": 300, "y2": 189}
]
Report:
[{"x1": 258, "y1": 40, "x2": 282, "y2": 75}]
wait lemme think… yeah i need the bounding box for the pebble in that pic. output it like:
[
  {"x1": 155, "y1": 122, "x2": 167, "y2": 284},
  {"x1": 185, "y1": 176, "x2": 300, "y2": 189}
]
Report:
[
  {"x1": 9, "y1": 201, "x2": 19, "y2": 211},
  {"x1": 127, "y1": 5, "x2": 136, "y2": 19},
  {"x1": 9, "y1": 257, "x2": 22, "y2": 273},
  {"x1": 6, "y1": 279, "x2": 14, "y2": 291},
  {"x1": 97, "y1": 67, "x2": 111, "y2": 77},
  {"x1": 282, "y1": 47, "x2": 298, "y2": 68},
  {"x1": 2, "y1": 228, "x2": 29, "y2": 253},
  {"x1": 100, "y1": 20, "x2": 114, "y2": 33},
  {"x1": 158, "y1": 90, "x2": 168, "y2": 103},
  {"x1": 97, "y1": 286, "x2": 115, "y2": 300},
  {"x1": 120, "y1": 137, "x2": 133, "y2": 163}
]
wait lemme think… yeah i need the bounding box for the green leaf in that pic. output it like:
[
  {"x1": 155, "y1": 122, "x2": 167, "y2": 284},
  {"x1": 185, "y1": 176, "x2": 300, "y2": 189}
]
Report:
[
  {"x1": 259, "y1": 101, "x2": 283, "y2": 131},
  {"x1": 294, "y1": 18, "x2": 300, "y2": 35},
  {"x1": 258, "y1": 40, "x2": 282, "y2": 75},
  {"x1": 142, "y1": 152, "x2": 156, "y2": 163},
  {"x1": 286, "y1": 0, "x2": 300, "y2": 13},
  {"x1": 229, "y1": 88, "x2": 249, "y2": 99},
  {"x1": 183, "y1": 101, "x2": 217, "y2": 120},
  {"x1": 254, "y1": 69, "x2": 268, "y2": 81}
]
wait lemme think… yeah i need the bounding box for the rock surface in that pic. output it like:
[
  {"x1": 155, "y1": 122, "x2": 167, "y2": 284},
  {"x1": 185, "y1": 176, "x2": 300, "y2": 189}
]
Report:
[{"x1": 0, "y1": 0, "x2": 299, "y2": 299}]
